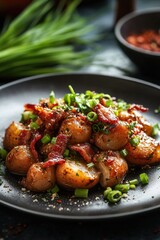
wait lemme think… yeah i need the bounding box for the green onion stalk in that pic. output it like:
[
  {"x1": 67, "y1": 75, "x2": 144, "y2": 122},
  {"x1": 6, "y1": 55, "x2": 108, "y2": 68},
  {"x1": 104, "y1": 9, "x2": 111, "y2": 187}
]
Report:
[{"x1": 0, "y1": 0, "x2": 95, "y2": 78}]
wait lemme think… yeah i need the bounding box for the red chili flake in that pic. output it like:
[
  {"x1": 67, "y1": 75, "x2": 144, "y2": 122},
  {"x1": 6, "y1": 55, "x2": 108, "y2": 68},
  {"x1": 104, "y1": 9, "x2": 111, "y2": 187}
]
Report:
[
  {"x1": 56, "y1": 199, "x2": 62, "y2": 204},
  {"x1": 126, "y1": 30, "x2": 160, "y2": 52}
]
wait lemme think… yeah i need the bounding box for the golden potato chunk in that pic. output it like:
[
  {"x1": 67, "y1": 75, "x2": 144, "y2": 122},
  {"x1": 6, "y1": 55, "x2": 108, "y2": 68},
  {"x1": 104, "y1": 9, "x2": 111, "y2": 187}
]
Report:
[
  {"x1": 21, "y1": 162, "x2": 55, "y2": 192},
  {"x1": 93, "y1": 151, "x2": 128, "y2": 188},
  {"x1": 59, "y1": 116, "x2": 92, "y2": 144},
  {"x1": 5, "y1": 145, "x2": 36, "y2": 175},
  {"x1": 56, "y1": 159, "x2": 100, "y2": 189},
  {"x1": 3, "y1": 122, "x2": 31, "y2": 151}
]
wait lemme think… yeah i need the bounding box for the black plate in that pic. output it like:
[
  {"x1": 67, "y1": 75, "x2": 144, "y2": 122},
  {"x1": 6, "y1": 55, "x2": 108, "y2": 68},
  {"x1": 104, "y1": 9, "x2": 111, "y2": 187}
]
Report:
[{"x1": 0, "y1": 73, "x2": 160, "y2": 220}]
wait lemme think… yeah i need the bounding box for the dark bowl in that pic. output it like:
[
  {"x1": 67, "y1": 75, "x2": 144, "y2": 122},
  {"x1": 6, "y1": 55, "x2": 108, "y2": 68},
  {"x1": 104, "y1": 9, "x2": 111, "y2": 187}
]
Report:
[{"x1": 114, "y1": 9, "x2": 160, "y2": 75}]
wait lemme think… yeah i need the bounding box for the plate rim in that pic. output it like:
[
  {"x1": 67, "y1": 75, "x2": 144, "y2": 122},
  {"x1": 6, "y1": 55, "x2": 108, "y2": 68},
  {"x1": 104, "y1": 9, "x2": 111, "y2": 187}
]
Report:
[
  {"x1": 0, "y1": 72, "x2": 160, "y2": 220},
  {"x1": 0, "y1": 72, "x2": 160, "y2": 91}
]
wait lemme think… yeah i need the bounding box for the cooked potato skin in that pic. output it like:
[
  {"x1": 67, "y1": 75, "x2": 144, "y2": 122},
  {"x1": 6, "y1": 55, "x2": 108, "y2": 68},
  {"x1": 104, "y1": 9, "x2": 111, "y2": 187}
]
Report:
[
  {"x1": 59, "y1": 116, "x2": 92, "y2": 144},
  {"x1": 56, "y1": 159, "x2": 100, "y2": 189},
  {"x1": 93, "y1": 151, "x2": 128, "y2": 188},
  {"x1": 5, "y1": 145, "x2": 36, "y2": 175},
  {"x1": 3, "y1": 90, "x2": 160, "y2": 195},
  {"x1": 3, "y1": 122, "x2": 31, "y2": 151},
  {"x1": 93, "y1": 121, "x2": 129, "y2": 151},
  {"x1": 118, "y1": 110, "x2": 153, "y2": 136},
  {"x1": 21, "y1": 162, "x2": 55, "y2": 192},
  {"x1": 125, "y1": 132, "x2": 160, "y2": 166}
]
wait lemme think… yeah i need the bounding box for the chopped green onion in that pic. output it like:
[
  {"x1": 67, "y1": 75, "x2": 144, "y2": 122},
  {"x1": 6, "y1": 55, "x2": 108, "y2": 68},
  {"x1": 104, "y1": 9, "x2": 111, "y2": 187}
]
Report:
[
  {"x1": 0, "y1": 148, "x2": 8, "y2": 160},
  {"x1": 139, "y1": 173, "x2": 149, "y2": 185},
  {"x1": 63, "y1": 149, "x2": 70, "y2": 157},
  {"x1": 41, "y1": 134, "x2": 51, "y2": 144},
  {"x1": 68, "y1": 85, "x2": 76, "y2": 95},
  {"x1": 49, "y1": 91, "x2": 55, "y2": 104},
  {"x1": 104, "y1": 187, "x2": 112, "y2": 199},
  {"x1": 64, "y1": 93, "x2": 74, "y2": 106},
  {"x1": 87, "y1": 162, "x2": 95, "y2": 168},
  {"x1": 121, "y1": 193, "x2": 128, "y2": 198},
  {"x1": 128, "y1": 121, "x2": 137, "y2": 131},
  {"x1": 51, "y1": 137, "x2": 57, "y2": 144},
  {"x1": 48, "y1": 184, "x2": 59, "y2": 194},
  {"x1": 86, "y1": 99, "x2": 98, "y2": 109},
  {"x1": 30, "y1": 122, "x2": 40, "y2": 130},
  {"x1": 114, "y1": 184, "x2": 130, "y2": 193},
  {"x1": 74, "y1": 188, "x2": 89, "y2": 198},
  {"x1": 129, "y1": 179, "x2": 139, "y2": 185},
  {"x1": 129, "y1": 184, "x2": 136, "y2": 190},
  {"x1": 130, "y1": 136, "x2": 140, "y2": 147},
  {"x1": 117, "y1": 99, "x2": 130, "y2": 111},
  {"x1": 106, "y1": 190, "x2": 122, "y2": 203},
  {"x1": 22, "y1": 111, "x2": 37, "y2": 121},
  {"x1": 120, "y1": 149, "x2": 128, "y2": 157},
  {"x1": 106, "y1": 99, "x2": 114, "y2": 107},
  {"x1": 152, "y1": 123, "x2": 160, "y2": 137},
  {"x1": 87, "y1": 112, "x2": 97, "y2": 122}
]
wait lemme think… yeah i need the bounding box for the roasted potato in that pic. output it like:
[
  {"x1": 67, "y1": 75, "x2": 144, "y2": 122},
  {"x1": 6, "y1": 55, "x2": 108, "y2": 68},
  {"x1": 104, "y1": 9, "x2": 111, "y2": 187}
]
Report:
[
  {"x1": 5, "y1": 145, "x2": 36, "y2": 175},
  {"x1": 125, "y1": 131, "x2": 160, "y2": 165},
  {"x1": 93, "y1": 151, "x2": 128, "y2": 188},
  {"x1": 3, "y1": 121, "x2": 31, "y2": 151},
  {"x1": 59, "y1": 116, "x2": 92, "y2": 144},
  {"x1": 56, "y1": 159, "x2": 100, "y2": 189},
  {"x1": 93, "y1": 121, "x2": 129, "y2": 150},
  {"x1": 21, "y1": 162, "x2": 55, "y2": 192}
]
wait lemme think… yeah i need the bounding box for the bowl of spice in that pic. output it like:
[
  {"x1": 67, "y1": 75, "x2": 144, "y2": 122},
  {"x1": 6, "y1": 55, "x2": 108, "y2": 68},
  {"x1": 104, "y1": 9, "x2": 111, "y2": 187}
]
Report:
[{"x1": 114, "y1": 9, "x2": 160, "y2": 75}]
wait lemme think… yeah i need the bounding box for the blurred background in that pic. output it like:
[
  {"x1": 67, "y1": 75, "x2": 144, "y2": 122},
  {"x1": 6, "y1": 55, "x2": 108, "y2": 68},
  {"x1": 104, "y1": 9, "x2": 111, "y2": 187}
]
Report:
[{"x1": 0, "y1": 0, "x2": 159, "y2": 82}]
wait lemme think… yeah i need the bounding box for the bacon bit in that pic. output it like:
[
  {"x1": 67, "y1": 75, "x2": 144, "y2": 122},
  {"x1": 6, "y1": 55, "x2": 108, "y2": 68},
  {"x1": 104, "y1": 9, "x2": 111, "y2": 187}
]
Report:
[
  {"x1": 50, "y1": 133, "x2": 69, "y2": 155},
  {"x1": 24, "y1": 103, "x2": 36, "y2": 111},
  {"x1": 94, "y1": 103, "x2": 118, "y2": 124},
  {"x1": 43, "y1": 134, "x2": 68, "y2": 168},
  {"x1": 25, "y1": 103, "x2": 65, "y2": 131},
  {"x1": 43, "y1": 157, "x2": 65, "y2": 168},
  {"x1": 19, "y1": 128, "x2": 31, "y2": 145},
  {"x1": 69, "y1": 143, "x2": 95, "y2": 163},
  {"x1": 128, "y1": 104, "x2": 148, "y2": 112},
  {"x1": 30, "y1": 133, "x2": 42, "y2": 161}
]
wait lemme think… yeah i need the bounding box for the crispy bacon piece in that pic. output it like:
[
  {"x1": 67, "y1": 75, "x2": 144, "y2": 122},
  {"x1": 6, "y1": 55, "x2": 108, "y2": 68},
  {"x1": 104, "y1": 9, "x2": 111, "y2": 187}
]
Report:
[
  {"x1": 24, "y1": 103, "x2": 65, "y2": 131},
  {"x1": 94, "y1": 103, "x2": 118, "y2": 124},
  {"x1": 30, "y1": 133, "x2": 42, "y2": 162},
  {"x1": 69, "y1": 143, "x2": 95, "y2": 163},
  {"x1": 43, "y1": 134, "x2": 68, "y2": 168},
  {"x1": 128, "y1": 104, "x2": 148, "y2": 112}
]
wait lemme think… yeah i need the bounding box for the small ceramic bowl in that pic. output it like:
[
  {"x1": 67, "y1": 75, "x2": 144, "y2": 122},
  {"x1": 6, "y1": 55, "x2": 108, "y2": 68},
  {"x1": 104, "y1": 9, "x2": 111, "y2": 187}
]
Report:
[{"x1": 114, "y1": 9, "x2": 160, "y2": 75}]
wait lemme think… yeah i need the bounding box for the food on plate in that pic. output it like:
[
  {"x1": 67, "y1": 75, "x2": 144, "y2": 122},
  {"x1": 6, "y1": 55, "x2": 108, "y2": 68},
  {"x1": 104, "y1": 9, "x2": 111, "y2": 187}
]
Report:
[{"x1": 2, "y1": 86, "x2": 160, "y2": 202}]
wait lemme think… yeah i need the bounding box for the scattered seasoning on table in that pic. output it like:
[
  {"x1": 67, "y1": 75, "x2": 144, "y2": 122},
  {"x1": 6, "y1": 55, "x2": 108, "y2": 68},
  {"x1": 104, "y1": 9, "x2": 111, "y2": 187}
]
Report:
[{"x1": 126, "y1": 30, "x2": 160, "y2": 52}]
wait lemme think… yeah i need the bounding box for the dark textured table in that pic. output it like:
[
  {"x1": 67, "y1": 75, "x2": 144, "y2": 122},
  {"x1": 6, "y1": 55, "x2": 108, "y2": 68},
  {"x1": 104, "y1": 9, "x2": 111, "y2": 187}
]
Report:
[{"x1": 0, "y1": 0, "x2": 160, "y2": 239}]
